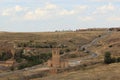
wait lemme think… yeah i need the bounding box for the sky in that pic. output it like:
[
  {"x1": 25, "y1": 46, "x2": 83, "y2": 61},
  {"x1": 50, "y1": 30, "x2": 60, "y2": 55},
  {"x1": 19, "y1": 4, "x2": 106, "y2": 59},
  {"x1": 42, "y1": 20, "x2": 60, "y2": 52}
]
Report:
[{"x1": 0, "y1": 0, "x2": 120, "y2": 32}]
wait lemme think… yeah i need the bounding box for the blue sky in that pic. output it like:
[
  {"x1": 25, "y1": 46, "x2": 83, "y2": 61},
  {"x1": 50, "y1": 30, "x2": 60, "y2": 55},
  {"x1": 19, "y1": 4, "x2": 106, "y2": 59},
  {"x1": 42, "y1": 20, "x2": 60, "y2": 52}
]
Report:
[{"x1": 0, "y1": 0, "x2": 120, "y2": 32}]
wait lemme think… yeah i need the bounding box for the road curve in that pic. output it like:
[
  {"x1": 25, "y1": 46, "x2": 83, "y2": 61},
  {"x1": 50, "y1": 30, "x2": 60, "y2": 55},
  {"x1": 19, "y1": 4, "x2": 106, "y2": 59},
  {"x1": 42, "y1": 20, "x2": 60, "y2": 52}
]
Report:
[{"x1": 80, "y1": 31, "x2": 112, "y2": 60}]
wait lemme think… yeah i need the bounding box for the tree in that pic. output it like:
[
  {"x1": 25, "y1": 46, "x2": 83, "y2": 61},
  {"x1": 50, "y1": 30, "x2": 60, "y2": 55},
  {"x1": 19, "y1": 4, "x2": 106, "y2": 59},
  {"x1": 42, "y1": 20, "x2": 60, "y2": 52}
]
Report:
[{"x1": 104, "y1": 52, "x2": 112, "y2": 64}]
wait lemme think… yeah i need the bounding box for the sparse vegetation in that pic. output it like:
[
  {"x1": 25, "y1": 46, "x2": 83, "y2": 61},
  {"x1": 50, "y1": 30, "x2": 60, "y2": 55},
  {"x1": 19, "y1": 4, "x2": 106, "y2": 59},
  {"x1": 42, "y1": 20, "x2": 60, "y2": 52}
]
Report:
[
  {"x1": 109, "y1": 45, "x2": 113, "y2": 48},
  {"x1": 32, "y1": 63, "x2": 120, "y2": 80},
  {"x1": 104, "y1": 52, "x2": 112, "y2": 64},
  {"x1": 104, "y1": 52, "x2": 120, "y2": 64},
  {"x1": 0, "y1": 30, "x2": 119, "y2": 80},
  {"x1": 69, "y1": 54, "x2": 77, "y2": 58},
  {"x1": 117, "y1": 57, "x2": 120, "y2": 62},
  {"x1": 0, "y1": 51, "x2": 12, "y2": 61},
  {"x1": 18, "y1": 52, "x2": 52, "y2": 70}
]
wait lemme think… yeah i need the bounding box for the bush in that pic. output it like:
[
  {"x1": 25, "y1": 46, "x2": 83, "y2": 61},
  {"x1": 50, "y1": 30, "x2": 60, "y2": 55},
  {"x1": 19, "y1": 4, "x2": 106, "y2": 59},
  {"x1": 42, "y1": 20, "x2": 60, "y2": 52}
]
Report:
[
  {"x1": 0, "y1": 51, "x2": 12, "y2": 61},
  {"x1": 104, "y1": 52, "x2": 120, "y2": 64},
  {"x1": 69, "y1": 54, "x2": 77, "y2": 58},
  {"x1": 98, "y1": 35, "x2": 101, "y2": 37},
  {"x1": 17, "y1": 52, "x2": 52, "y2": 70},
  {"x1": 104, "y1": 52, "x2": 112, "y2": 64},
  {"x1": 111, "y1": 57, "x2": 116, "y2": 63},
  {"x1": 109, "y1": 45, "x2": 113, "y2": 48},
  {"x1": 18, "y1": 64, "x2": 27, "y2": 70},
  {"x1": 117, "y1": 57, "x2": 120, "y2": 62},
  {"x1": 65, "y1": 49, "x2": 70, "y2": 52}
]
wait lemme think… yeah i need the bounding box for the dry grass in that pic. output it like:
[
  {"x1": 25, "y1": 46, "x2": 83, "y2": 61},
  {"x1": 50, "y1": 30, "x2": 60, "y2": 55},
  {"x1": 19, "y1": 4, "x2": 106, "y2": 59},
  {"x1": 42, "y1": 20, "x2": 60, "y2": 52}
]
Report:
[
  {"x1": 0, "y1": 31, "x2": 105, "y2": 53},
  {"x1": 0, "y1": 31, "x2": 119, "y2": 80},
  {"x1": 88, "y1": 31, "x2": 120, "y2": 57},
  {"x1": 31, "y1": 31, "x2": 120, "y2": 80},
  {"x1": 0, "y1": 31, "x2": 104, "y2": 41},
  {"x1": 0, "y1": 73, "x2": 25, "y2": 80},
  {"x1": 32, "y1": 63, "x2": 120, "y2": 80}
]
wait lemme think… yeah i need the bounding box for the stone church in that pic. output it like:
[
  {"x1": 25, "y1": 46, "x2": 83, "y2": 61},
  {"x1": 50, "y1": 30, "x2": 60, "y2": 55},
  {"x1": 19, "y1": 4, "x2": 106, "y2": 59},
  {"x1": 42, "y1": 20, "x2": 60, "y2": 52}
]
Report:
[{"x1": 47, "y1": 48, "x2": 69, "y2": 68}]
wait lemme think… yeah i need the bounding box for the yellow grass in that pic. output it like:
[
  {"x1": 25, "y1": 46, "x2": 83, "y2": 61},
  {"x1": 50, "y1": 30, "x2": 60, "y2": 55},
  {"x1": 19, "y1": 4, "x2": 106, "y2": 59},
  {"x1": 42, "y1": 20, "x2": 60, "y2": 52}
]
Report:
[{"x1": 33, "y1": 63, "x2": 120, "y2": 80}]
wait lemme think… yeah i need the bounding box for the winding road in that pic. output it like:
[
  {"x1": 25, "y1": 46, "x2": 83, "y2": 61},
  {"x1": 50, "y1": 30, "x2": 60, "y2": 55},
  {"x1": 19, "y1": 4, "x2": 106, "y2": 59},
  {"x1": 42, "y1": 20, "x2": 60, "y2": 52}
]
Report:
[
  {"x1": 80, "y1": 30, "x2": 112, "y2": 59},
  {"x1": 67, "y1": 30, "x2": 112, "y2": 66}
]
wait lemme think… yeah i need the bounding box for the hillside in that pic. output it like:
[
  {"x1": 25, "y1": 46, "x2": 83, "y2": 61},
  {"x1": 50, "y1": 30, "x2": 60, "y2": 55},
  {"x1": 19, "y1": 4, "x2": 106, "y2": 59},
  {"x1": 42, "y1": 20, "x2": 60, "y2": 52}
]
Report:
[
  {"x1": 0, "y1": 30, "x2": 119, "y2": 80},
  {"x1": 33, "y1": 63, "x2": 120, "y2": 80},
  {"x1": 88, "y1": 31, "x2": 120, "y2": 57},
  {"x1": 0, "y1": 31, "x2": 105, "y2": 53},
  {"x1": 31, "y1": 31, "x2": 120, "y2": 80}
]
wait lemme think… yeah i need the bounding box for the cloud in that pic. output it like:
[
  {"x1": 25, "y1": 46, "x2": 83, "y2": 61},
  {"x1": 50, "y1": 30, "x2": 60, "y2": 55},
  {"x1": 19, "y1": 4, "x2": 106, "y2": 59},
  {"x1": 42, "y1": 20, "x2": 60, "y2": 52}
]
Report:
[
  {"x1": 24, "y1": 8, "x2": 47, "y2": 20},
  {"x1": 89, "y1": 0, "x2": 120, "y2": 2},
  {"x1": 79, "y1": 16, "x2": 95, "y2": 21},
  {"x1": 23, "y1": 3, "x2": 88, "y2": 20},
  {"x1": 1, "y1": 5, "x2": 26, "y2": 16},
  {"x1": 15, "y1": 5, "x2": 24, "y2": 11},
  {"x1": 23, "y1": 3, "x2": 57, "y2": 20},
  {"x1": 59, "y1": 5, "x2": 88, "y2": 16},
  {"x1": 1, "y1": 2, "x2": 89, "y2": 20},
  {"x1": 44, "y1": 2, "x2": 57, "y2": 9},
  {"x1": 93, "y1": 3, "x2": 115, "y2": 14},
  {"x1": 2, "y1": 9, "x2": 11, "y2": 16},
  {"x1": 107, "y1": 16, "x2": 120, "y2": 21}
]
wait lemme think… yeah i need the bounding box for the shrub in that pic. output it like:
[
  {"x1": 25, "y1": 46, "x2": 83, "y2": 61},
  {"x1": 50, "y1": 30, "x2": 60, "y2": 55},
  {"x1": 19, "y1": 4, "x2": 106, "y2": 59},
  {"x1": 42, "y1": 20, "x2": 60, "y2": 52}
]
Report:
[
  {"x1": 0, "y1": 51, "x2": 12, "y2": 61},
  {"x1": 98, "y1": 35, "x2": 101, "y2": 37},
  {"x1": 104, "y1": 52, "x2": 112, "y2": 64},
  {"x1": 117, "y1": 57, "x2": 120, "y2": 62},
  {"x1": 82, "y1": 47, "x2": 85, "y2": 51},
  {"x1": 109, "y1": 45, "x2": 113, "y2": 48},
  {"x1": 17, "y1": 52, "x2": 52, "y2": 70},
  {"x1": 111, "y1": 57, "x2": 116, "y2": 63},
  {"x1": 65, "y1": 49, "x2": 70, "y2": 52},
  {"x1": 69, "y1": 54, "x2": 77, "y2": 58}
]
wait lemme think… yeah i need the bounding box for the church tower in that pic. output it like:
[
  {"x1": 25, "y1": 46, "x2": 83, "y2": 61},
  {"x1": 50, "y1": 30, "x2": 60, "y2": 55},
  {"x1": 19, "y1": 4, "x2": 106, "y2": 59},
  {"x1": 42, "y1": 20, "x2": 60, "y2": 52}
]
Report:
[
  {"x1": 52, "y1": 48, "x2": 60, "y2": 68},
  {"x1": 11, "y1": 43, "x2": 17, "y2": 59}
]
